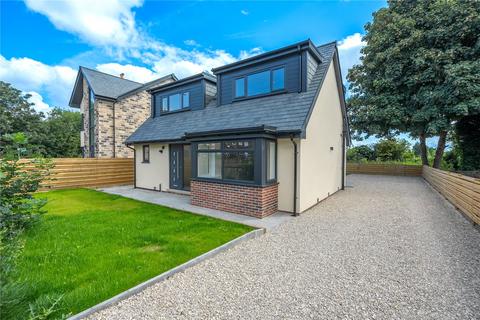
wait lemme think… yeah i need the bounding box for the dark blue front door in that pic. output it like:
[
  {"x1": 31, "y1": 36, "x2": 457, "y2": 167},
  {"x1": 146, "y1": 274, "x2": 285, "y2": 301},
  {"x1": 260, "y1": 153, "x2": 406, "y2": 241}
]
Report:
[{"x1": 170, "y1": 144, "x2": 191, "y2": 190}]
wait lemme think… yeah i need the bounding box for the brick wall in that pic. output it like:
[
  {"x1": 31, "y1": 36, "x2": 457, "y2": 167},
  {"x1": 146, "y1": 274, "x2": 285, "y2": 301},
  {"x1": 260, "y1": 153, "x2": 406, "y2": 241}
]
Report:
[{"x1": 191, "y1": 180, "x2": 278, "y2": 218}]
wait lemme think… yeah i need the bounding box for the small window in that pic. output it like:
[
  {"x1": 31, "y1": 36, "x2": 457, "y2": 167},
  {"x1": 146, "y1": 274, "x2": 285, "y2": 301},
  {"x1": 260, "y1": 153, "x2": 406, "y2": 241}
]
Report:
[
  {"x1": 235, "y1": 78, "x2": 245, "y2": 98},
  {"x1": 169, "y1": 94, "x2": 181, "y2": 111},
  {"x1": 247, "y1": 70, "x2": 270, "y2": 96},
  {"x1": 267, "y1": 141, "x2": 276, "y2": 180},
  {"x1": 182, "y1": 92, "x2": 190, "y2": 108},
  {"x1": 142, "y1": 145, "x2": 150, "y2": 163},
  {"x1": 162, "y1": 97, "x2": 168, "y2": 111},
  {"x1": 272, "y1": 68, "x2": 285, "y2": 91}
]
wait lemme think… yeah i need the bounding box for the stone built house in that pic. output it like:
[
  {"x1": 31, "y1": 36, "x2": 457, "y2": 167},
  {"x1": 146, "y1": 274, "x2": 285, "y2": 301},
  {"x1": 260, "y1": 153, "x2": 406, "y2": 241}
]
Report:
[
  {"x1": 68, "y1": 67, "x2": 176, "y2": 157},
  {"x1": 69, "y1": 39, "x2": 350, "y2": 218}
]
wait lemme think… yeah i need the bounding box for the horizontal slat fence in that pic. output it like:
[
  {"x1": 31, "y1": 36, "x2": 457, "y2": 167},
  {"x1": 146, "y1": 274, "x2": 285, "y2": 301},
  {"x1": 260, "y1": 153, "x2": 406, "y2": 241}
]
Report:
[
  {"x1": 423, "y1": 165, "x2": 480, "y2": 224},
  {"x1": 22, "y1": 158, "x2": 134, "y2": 190},
  {"x1": 347, "y1": 163, "x2": 423, "y2": 176}
]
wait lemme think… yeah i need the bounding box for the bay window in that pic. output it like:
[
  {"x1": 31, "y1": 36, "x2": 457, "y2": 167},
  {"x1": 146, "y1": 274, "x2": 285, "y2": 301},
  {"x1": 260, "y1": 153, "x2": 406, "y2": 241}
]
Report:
[{"x1": 194, "y1": 138, "x2": 276, "y2": 185}]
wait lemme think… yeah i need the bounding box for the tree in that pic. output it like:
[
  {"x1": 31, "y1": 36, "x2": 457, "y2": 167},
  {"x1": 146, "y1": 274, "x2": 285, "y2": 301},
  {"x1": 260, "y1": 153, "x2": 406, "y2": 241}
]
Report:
[
  {"x1": 347, "y1": 145, "x2": 376, "y2": 162},
  {"x1": 347, "y1": 0, "x2": 480, "y2": 168},
  {"x1": 0, "y1": 81, "x2": 82, "y2": 158},
  {"x1": 42, "y1": 108, "x2": 82, "y2": 158},
  {"x1": 0, "y1": 82, "x2": 46, "y2": 156},
  {"x1": 455, "y1": 114, "x2": 480, "y2": 170},
  {"x1": 374, "y1": 138, "x2": 410, "y2": 162}
]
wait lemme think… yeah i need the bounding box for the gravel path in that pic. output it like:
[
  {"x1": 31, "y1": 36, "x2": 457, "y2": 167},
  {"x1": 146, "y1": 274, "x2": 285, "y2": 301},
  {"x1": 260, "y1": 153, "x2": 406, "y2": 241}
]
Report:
[{"x1": 91, "y1": 175, "x2": 480, "y2": 320}]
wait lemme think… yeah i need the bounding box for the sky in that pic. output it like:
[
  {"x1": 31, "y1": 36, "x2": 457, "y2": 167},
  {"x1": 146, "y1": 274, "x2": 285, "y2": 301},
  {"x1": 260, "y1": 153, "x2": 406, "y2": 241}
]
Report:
[{"x1": 2, "y1": 0, "x2": 434, "y2": 147}]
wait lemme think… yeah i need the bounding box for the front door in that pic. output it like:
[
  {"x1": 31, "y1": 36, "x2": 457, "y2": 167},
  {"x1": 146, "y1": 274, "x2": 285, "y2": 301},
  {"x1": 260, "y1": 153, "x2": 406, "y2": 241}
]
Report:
[{"x1": 169, "y1": 144, "x2": 191, "y2": 190}]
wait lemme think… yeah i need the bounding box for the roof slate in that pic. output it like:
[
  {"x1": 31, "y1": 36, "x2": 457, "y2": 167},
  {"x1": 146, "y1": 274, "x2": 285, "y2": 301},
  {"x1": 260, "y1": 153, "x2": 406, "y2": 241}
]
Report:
[
  {"x1": 81, "y1": 67, "x2": 143, "y2": 99},
  {"x1": 126, "y1": 42, "x2": 337, "y2": 144}
]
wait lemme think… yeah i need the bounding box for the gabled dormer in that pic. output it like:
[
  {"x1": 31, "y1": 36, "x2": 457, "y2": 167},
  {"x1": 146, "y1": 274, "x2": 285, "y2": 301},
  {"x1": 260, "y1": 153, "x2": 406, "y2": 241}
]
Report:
[
  {"x1": 148, "y1": 72, "x2": 217, "y2": 117},
  {"x1": 212, "y1": 39, "x2": 323, "y2": 106}
]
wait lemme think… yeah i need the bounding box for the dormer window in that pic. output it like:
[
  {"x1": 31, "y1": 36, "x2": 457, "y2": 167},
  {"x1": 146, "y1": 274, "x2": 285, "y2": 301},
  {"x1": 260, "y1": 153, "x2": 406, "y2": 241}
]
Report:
[
  {"x1": 234, "y1": 67, "x2": 285, "y2": 99},
  {"x1": 158, "y1": 91, "x2": 191, "y2": 113}
]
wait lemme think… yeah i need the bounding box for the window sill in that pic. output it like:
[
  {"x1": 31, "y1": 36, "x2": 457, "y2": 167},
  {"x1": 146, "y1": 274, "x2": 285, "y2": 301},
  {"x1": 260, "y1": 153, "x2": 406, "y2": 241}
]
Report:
[
  {"x1": 232, "y1": 89, "x2": 287, "y2": 103},
  {"x1": 159, "y1": 108, "x2": 191, "y2": 116},
  {"x1": 141, "y1": 161, "x2": 150, "y2": 164},
  {"x1": 192, "y1": 177, "x2": 278, "y2": 188}
]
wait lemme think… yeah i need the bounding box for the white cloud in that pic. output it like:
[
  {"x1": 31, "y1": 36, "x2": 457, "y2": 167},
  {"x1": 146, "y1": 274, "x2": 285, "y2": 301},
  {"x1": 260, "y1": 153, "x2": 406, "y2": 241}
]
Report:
[
  {"x1": 337, "y1": 33, "x2": 366, "y2": 81},
  {"x1": 0, "y1": 55, "x2": 77, "y2": 108},
  {"x1": 96, "y1": 63, "x2": 158, "y2": 82},
  {"x1": 240, "y1": 9, "x2": 249, "y2": 16},
  {"x1": 184, "y1": 39, "x2": 198, "y2": 46},
  {"x1": 26, "y1": 91, "x2": 51, "y2": 113},
  {"x1": 24, "y1": 0, "x2": 143, "y2": 49}
]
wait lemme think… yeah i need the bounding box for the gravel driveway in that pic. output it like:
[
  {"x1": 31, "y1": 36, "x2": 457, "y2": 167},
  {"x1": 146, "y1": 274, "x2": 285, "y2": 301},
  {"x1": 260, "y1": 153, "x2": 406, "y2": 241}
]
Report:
[{"x1": 91, "y1": 175, "x2": 480, "y2": 320}]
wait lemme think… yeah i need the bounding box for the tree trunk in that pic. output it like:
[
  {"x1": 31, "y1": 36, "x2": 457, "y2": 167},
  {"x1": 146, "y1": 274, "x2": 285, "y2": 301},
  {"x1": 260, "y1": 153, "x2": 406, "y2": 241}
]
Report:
[
  {"x1": 419, "y1": 133, "x2": 429, "y2": 166},
  {"x1": 433, "y1": 130, "x2": 448, "y2": 169}
]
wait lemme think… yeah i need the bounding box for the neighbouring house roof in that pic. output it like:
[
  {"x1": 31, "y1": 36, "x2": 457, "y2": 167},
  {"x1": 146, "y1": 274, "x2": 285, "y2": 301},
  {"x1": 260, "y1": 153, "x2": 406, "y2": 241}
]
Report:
[
  {"x1": 68, "y1": 67, "x2": 177, "y2": 108},
  {"x1": 126, "y1": 41, "x2": 342, "y2": 144},
  {"x1": 148, "y1": 71, "x2": 216, "y2": 94}
]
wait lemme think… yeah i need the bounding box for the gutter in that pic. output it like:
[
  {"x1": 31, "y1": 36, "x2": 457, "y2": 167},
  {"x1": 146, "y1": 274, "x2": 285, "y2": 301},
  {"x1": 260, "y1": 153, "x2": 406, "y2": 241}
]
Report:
[
  {"x1": 126, "y1": 145, "x2": 136, "y2": 188},
  {"x1": 113, "y1": 103, "x2": 116, "y2": 158},
  {"x1": 290, "y1": 136, "x2": 299, "y2": 216}
]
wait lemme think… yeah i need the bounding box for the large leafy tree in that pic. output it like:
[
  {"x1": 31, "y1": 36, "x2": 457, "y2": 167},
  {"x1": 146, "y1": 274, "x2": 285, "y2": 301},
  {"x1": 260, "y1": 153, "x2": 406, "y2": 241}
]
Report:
[
  {"x1": 0, "y1": 81, "x2": 82, "y2": 158},
  {"x1": 347, "y1": 0, "x2": 480, "y2": 168}
]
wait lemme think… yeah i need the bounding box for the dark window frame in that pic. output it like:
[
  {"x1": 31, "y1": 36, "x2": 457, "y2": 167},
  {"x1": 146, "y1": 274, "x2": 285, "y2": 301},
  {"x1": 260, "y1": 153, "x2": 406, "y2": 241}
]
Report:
[
  {"x1": 193, "y1": 138, "x2": 277, "y2": 186},
  {"x1": 233, "y1": 66, "x2": 286, "y2": 100},
  {"x1": 266, "y1": 139, "x2": 277, "y2": 182},
  {"x1": 155, "y1": 90, "x2": 191, "y2": 115},
  {"x1": 88, "y1": 88, "x2": 95, "y2": 157},
  {"x1": 142, "y1": 145, "x2": 150, "y2": 163}
]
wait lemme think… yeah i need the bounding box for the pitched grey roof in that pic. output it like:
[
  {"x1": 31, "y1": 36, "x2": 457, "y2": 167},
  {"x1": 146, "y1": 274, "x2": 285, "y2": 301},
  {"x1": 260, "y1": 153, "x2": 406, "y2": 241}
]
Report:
[
  {"x1": 81, "y1": 67, "x2": 143, "y2": 99},
  {"x1": 126, "y1": 42, "x2": 337, "y2": 144}
]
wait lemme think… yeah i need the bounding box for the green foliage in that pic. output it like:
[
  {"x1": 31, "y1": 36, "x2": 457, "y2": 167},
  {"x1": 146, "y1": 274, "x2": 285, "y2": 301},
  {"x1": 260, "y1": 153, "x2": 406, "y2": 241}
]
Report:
[
  {"x1": 455, "y1": 114, "x2": 480, "y2": 170},
  {"x1": 10, "y1": 188, "x2": 252, "y2": 319},
  {"x1": 0, "y1": 81, "x2": 82, "y2": 158},
  {"x1": 0, "y1": 138, "x2": 54, "y2": 319},
  {"x1": 347, "y1": 0, "x2": 480, "y2": 163},
  {"x1": 41, "y1": 109, "x2": 82, "y2": 158},
  {"x1": 374, "y1": 138, "x2": 411, "y2": 162},
  {"x1": 347, "y1": 145, "x2": 375, "y2": 162}
]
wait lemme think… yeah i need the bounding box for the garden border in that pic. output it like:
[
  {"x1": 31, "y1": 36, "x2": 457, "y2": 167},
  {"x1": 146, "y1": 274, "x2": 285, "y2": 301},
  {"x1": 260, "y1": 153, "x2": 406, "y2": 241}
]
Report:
[{"x1": 68, "y1": 228, "x2": 265, "y2": 320}]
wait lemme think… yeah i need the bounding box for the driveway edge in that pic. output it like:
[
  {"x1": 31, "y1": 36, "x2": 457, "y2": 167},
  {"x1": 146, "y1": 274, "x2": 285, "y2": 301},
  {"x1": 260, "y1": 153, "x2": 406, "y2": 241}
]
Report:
[{"x1": 68, "y1": 228, "x2": 265, "y2": 320}]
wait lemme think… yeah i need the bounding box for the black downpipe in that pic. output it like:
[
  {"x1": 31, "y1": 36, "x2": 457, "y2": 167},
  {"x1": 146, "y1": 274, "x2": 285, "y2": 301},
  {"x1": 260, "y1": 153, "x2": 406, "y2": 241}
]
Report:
[
  {"x1": 126, "y1": 145, "x2": 136, "y2": 188},
  {"x1": 290, "y1": 136, "x2": 299, "y2": 216},
  {"x1": 112, "y1": 102, "x2": 116, "y2": 158},
  {"x1": 341, "y1": 130, "x2": 346, "y2": 190}
]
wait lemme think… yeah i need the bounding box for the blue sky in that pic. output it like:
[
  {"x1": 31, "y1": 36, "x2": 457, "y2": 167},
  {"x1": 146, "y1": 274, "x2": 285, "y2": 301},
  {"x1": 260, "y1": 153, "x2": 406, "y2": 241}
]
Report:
[{"x1": 3, "y1": 0, "x2": 434, "y2": 146}]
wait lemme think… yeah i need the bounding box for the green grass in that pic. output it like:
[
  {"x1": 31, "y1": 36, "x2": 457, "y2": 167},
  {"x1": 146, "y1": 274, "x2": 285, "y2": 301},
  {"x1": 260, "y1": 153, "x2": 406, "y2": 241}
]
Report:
[{"x1": 10, "y1": 189, "x2": 252, "y2": 319}]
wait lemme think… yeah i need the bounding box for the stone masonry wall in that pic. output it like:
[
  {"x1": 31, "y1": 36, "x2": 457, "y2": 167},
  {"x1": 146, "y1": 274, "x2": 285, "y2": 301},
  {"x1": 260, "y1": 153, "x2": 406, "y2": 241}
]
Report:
[
  {"x1": 113, "y1": 91, "x2": 151, "y2": 158},
  {"x1": 191, "y1": 180, "x2": 278, "y2": 218}
]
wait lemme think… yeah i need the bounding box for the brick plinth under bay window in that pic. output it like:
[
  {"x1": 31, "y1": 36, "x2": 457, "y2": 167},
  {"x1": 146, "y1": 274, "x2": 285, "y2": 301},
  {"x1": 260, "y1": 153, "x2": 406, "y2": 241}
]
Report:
[{"x1": 191, "y1": 180, "x2": 278, "y2": 218}]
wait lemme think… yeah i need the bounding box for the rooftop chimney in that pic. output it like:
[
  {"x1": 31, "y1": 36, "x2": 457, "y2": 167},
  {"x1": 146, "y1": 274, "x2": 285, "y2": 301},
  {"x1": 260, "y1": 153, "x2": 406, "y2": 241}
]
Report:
[{"x1": 120, "y1": 73, "x2": 125, "y2": 79}]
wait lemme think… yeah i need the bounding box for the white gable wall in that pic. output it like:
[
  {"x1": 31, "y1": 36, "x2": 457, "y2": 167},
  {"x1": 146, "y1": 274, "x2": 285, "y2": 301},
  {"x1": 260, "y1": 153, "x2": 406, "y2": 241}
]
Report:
[{"x1": 298, "y1": 61, "x2": 344, "y2": 213}]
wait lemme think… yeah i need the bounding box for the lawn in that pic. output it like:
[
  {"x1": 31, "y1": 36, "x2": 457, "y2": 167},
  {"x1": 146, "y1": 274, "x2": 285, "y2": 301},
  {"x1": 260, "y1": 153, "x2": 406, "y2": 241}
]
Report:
[{"x1": 9, "y1": 189, "x2": 252, "y2": 319}]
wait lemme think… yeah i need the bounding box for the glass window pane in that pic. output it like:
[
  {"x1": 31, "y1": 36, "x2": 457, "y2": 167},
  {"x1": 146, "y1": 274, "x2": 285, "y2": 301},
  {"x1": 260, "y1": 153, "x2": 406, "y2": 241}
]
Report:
[
  {"x1": 169, "y1": 94, "x2": 181, "y2": 111},
  {"x1": 223, "y1": 151, "x2": 254, "y2": 181},
  {"x1": 247, "y1": 70, "x2": 270, "y2": 96},
  {"x1": 224, "y1": 140, "x2": 255, "y2": 150},
  {"x1": 182, "y1": 92, "x2": 190, "y2": 108},
  {"x1": 235, "y1": 78, "x2": 245, "y2": 98},
  {"x1": 272, "y1": 68, "x2": 285, "y2": 91},
  {"x1": 267, "y1": 141, "x2": 276, "y2": 180},
  {"x1": 162, "y1": 97, "x2": 168, "y2": 111},
  {"x1": 198, "y1": 142, "x2": 220, "y2": 150},
  {"x1": 143, "y1": 145, "x2": 150, "y2": 162},
  {"x1": 197, "y1": 152, "x2": 222, "y2": 178}
]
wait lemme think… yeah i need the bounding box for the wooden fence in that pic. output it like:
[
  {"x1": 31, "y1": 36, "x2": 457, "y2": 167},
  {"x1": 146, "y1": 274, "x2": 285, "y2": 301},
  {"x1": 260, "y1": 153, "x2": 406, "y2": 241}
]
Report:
[
  {"x1": 346, "y1": 163, "x2": 423, "y2": 176},
  {"x1": 24, "y1": 158, "x2": 134, "y2": 190},
  {"x1": 423, "y1": 165, "x2": 480, "y2": 224}
]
